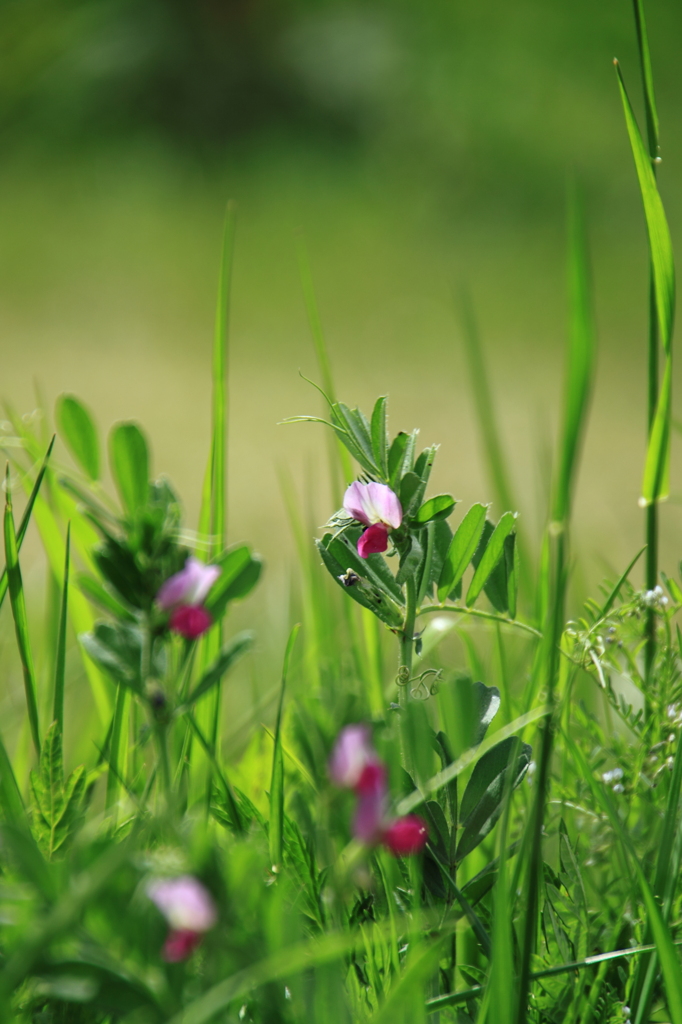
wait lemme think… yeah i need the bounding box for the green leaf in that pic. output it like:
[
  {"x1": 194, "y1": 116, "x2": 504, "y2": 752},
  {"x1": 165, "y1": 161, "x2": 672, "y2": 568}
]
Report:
[
  {"x1": 395, "y1": 533, "x2": 423, "y2": 586},
  {"x1": 399, "y1": 471, "x2": 423, "y2": 518},
  {"x1": 29, "y1": 721, "x2": 85, "y2": 858},
  {"x1": 4, "y1": 482, "x2": 41, "y2": 757},
  {"x1": 109, "y1": 422, "x2": 150, "y2": 516},
  {"x1": 0, "y1": 436, "x2": 55, "y2": 612},
  {"x1": 56, "y1": 395, "x2": 100, "y2": 481},
  {"x1": 203, "y1": 545, "x2": 262, "y2": 619},
  {"x1": 414, "y1": 494, "x2": 457, "y2": 524},
  {"x1": 388, "y1": 432, "x2": 409, "y2": 488},
  {"x1": 370, "y1": 396, "x2": 389, "y2": 477},
  {"x1": 185, "y1": 632, "x2": 254, "y2": 706},
  {"x1": 414, "y1": 445, "x2": 437, "y2": 486},
  {"x1": 466, "y1": 512, "x2": 517, "y2": 607},
  {"x1": 457, "y1": 737, "x2": 531, "y2": 862},
  {"x1": 0, "y1": 731, "x2": 28, "y2": 828},
  {"x1": 316, "y1": 537, "x2": 403, "y2": 627},
  {"x1": 471, "y1": 521, "x2": 517, "y2": 614},
  {"x1": 270, "y1": 624, "x2": 300, "y2": 870},
  {"x1": 331, "y1": 403, "x2": 378, "y2": 475},
  {"x1": 80, "y1": 622, "x2": 144, "y2": 692},
  {"x1": 437, "y1": 502, "x2": 488, "y2": 603},
  {"x1": 327, "y1": 527, "x2": 404, "y2": 604},
  {"x1": 76, "y1": 573, "x2": 137, "y2": 623}
]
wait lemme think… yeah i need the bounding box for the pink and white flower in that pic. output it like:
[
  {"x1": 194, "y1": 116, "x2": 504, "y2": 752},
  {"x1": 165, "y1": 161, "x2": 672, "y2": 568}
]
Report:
[
  {"x1": 156, "y1": 557, "x2": 220, "y2": 640},
  {"x1": 329, "y1": 724, "x2": 377, "y2": 789},
  {"x1": 382, "y1": 815, "x2": 429, "y2": 856},
  {"x1": 343, "y1": 482, "x2": 402, "y2": 559},
  {"x1": 147, "y1": 875, "x2": 217, "y2": 962}
]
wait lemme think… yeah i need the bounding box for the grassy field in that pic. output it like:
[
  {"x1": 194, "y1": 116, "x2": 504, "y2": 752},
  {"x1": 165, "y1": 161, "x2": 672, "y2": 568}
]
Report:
[{"x1": 1, "y1": 0, "x2": 682, "y2": 1020}]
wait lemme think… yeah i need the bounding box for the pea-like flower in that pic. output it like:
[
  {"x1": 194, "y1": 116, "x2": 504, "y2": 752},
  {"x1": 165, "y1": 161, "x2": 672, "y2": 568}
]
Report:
[
  {"x1": 329, "y1": 724, "x2": 377, "y2": 789},
  {"x1": 156, "y1": 557, "x2": 221, "y2": 640},
  {"x1": 382, "y1": 815, "x2": 429, "y2": 856},
  {"x1": 330, "y1": 724, "x2": 427, "y2": 856},
  {"x1": 343, "y1": 482, "x2": 402, "y2": 559},
  {"x1": 147, "y1": 875, "x2": 217, "y2": 962}
]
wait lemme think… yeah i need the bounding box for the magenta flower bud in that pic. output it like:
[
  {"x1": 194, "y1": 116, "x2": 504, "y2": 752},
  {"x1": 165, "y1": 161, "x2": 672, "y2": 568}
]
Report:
[
  {"x1": 329, "y1": 724, "x2": 376, "y2": 789},
  {"x1": 163, "y1": 928, "x2": 203, "y2": 962},
  {"x1": 169, "y1": 605, "x2": 213, "y2": 640},
  {"x1": 147, "y1": 876, "x2": 217, "y2": 933},
  {"x1": 382, "y1": 815, "x2": 428, "y2": 856},
  {"x1": 343, "y1": 482, "x2": 402, "y2": 530},
  {"x1": 157, "y1": 557, "x2": 221, "y2": 612},
  {"x1": 353, "y1": 764, "x2": 388, "y2": 845},
  {"x1": 357, "y1": 523, "x2": 390, "y2": 558}
]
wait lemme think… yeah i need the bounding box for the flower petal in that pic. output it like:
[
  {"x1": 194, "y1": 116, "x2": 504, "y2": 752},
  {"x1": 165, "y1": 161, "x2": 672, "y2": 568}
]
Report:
[
  {"x1": 366, "y1": 481, "x2": 402, "y2": 529},
  {"x1": 169, "y1": 605, "x2": 213, "y2": 639},
  {"x1": 157, "y1": 557, "x2": 220, "y2": 610},
  {"x1": 329, "y1": 724, "x2": 375, "y2": 789},
  {"x1": 382, "y1": 815, "x2": 428, "y2": 856},
  {"x1": 147, "y1": 876, "x2": 217, "y2": 932},
  {"x1": 163, "y1": 928, "x2": 202, "y2": 962},
  {"x1": 343, "y1": 481, "x2": 372, "y2": 526},
  {"x1": 357, "y1": 523, "x2": 389, "y2": 558}
]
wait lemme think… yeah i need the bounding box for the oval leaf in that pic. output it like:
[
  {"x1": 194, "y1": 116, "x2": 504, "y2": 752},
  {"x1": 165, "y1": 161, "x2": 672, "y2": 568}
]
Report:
[
  {"x1": 414, "y1": 494, "x2": 457, "y2": 524},
  {"x1": 57, "y1": 395, "x2": 100, "y2": 481},
  {"x1": 109, "y1": 422, "x2": 149, "y2": 516},
  {"x1": 437, "y1": 503, "x2": 488, "y2": 603},
  {"x1": 466, "y1": 512, "x2": 517, "y2": 607}
]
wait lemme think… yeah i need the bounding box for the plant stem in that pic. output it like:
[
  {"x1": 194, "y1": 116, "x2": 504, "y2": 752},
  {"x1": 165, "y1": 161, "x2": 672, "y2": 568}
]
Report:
[
  {"x1": 645, "y1": 267, "x2": 659, "y2": 718},
  {"x1": 398, "y1": 576, "x2": 417, "y2": 773}
]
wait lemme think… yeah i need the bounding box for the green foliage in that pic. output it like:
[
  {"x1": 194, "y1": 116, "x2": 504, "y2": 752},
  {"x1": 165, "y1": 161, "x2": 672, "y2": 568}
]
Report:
[{"x1": 29, "y1": 722, "x2": 85, "y2": 859}]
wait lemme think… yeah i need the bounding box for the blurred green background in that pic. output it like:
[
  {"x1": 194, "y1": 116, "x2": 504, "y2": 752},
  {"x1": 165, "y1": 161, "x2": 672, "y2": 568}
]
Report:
[{"x1": 2, "y1": 0, "x2": 682, "y2": 728}]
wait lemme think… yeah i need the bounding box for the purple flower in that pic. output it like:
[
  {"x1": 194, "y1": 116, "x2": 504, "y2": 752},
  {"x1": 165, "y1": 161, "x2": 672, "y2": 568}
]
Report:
[
  {"x1": 329, "y1": 724, "x2": 377, "y2": 789},
  {"x1": 157, "y1": 557, "x2": 221, "y2": 612},
  {"x1": 147, "y1": 875, "x2": 217, "y2": 933},
  {"x1": 343, "y1": 482, "x2": 402, "y2": 531}
]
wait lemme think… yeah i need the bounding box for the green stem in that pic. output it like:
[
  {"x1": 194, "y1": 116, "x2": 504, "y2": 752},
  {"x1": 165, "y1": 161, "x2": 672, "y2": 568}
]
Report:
[{"x1": 398, "y1": 576, "x2": 417, "y2": 772}]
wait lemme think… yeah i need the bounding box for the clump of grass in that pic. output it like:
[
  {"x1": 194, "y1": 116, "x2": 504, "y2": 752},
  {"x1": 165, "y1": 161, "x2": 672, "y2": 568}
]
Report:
[{"x1": 0, "y1": 4, "x2": 680, "y2": 1023}]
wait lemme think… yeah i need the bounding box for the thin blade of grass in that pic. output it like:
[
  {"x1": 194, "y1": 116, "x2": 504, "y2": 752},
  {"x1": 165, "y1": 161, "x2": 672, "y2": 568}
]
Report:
[
  {"x1": 566, "y1": 731, "x2": 682, "y2": 1023},
  {"x1": 52, "y1": 521, "x2": 70, "y2": 735},
  {"x1": 105, "y1": 684, "x2": 129, "y2": 813},
  {"x1": 4, "y1": 472, "x2": 41, "y2": 757},
  {"x1": 598, "y1": 545, "x2": 646, "y2": 617},
  {"x1": 0, "y1": 730, "x2": 27, "y2": 828},
  {"x1": 269, "y1": 623, "x2": 301, "y2": 871},
  {"x1": 632, "y1": 0, "x2": 659, "y2": 159},
  {"x1": 0, "y1": 435, "x2": 54, "y2": 611}
]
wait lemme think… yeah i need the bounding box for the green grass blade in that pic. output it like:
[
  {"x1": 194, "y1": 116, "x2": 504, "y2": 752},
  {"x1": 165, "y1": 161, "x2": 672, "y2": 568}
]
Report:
[
  {"x1": 553, "y1": 188, "x2": 596, "y2": 523},
  {"x1": 269, "y1": 623, "x2": 300, "y2": 871},
  {"x1": 632, "y1": 0, "x2": 659, "y2": 158},
  {"x1": 0, "y1": 730, "x2": 27, "y2": 828},
  {"x1": 105, "y1": 684, "x2": 129, "y2": 813},
  {"x1": 296, "y1": 235, "x2": 353, "y2": 489},
  {"x1": 0, "y1": 435, "x2": 54, "y2": 611},
  {"x1": 642, "y1": 353, "x2": 671, "y2": 503},
  {"x1": 52, "y1": 521, "x2": 70, "y2": 735},
  {"x1": 211, "y1": 201, "x2": 235, "y2": 557},
  {"x1": 458, "y1": 287, "x2": 517, "y2": 516},
  {"x1": 598, "y1": 544, "x2": 646, "y2": 617},
  {"x1": 4, "y1": 474, "x2": 41, "y2": 757},
  {"x1": 566, "y1": 732, "x2": 682, "y2": 1023},
  {"x1": 630, "y1": 707, "x2": 682, "y2": 1022}
]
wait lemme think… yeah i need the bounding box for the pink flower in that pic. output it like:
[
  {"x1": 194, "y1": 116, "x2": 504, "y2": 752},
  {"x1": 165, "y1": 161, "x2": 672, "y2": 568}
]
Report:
[
  {"x1": 169, "y1": 605, "x2": 213, "y2": 640},
  {"x1": 147, "y1": 876, "x2": 217, "y2": 931},
  {"x1": 147, "y1": 875, "x2": 217, "y2": 963},
  {"x1": 343, "y1": 482, "x2": 402, "y2": 559},
  {"x1": 157, "y1": 557, "x2": 221, "y2": 612},
  {"x1": 329, "y1": 725, "x2": 377, "y2": 789},
  {"x1": 383, "y1": 815, "x2": 428, "y2": 856}
]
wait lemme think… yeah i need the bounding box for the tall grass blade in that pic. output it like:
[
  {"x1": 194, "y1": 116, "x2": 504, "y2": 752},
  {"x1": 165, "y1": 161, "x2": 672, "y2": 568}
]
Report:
[
  {"x1": 269, "y1": 623, "x2": 300, "y2": 871},
  {"x1": 566, "y1": 732, "x2": 682, "y2": 1023},
  {"x1": 105, "y1": 684, "x2": 129, "y2": 813},
  {"x1": 632, "y1": 0, "x2": 659, "y2": 159},
  {"x1": 52, "y1": 521, "x2": 70, "y2": 735},
  {"x1": 615, "y1": 61, "x2": 675, "y2": 504},
  {"x1": 553, "y1": 189, "x2": 596, "y2": 524},
  {"x1": 0, "y1": 731, "x2": 27, "y2": 828},
  {"x1": 0, "y1": 435, "x2": 54, "y2": 611},
  {"x1": 515, "y1": 190, "x2": 595, "y2": 1024},
  {"x1": 4, "y1": 471, "x2": 41, "y2": 757}
]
